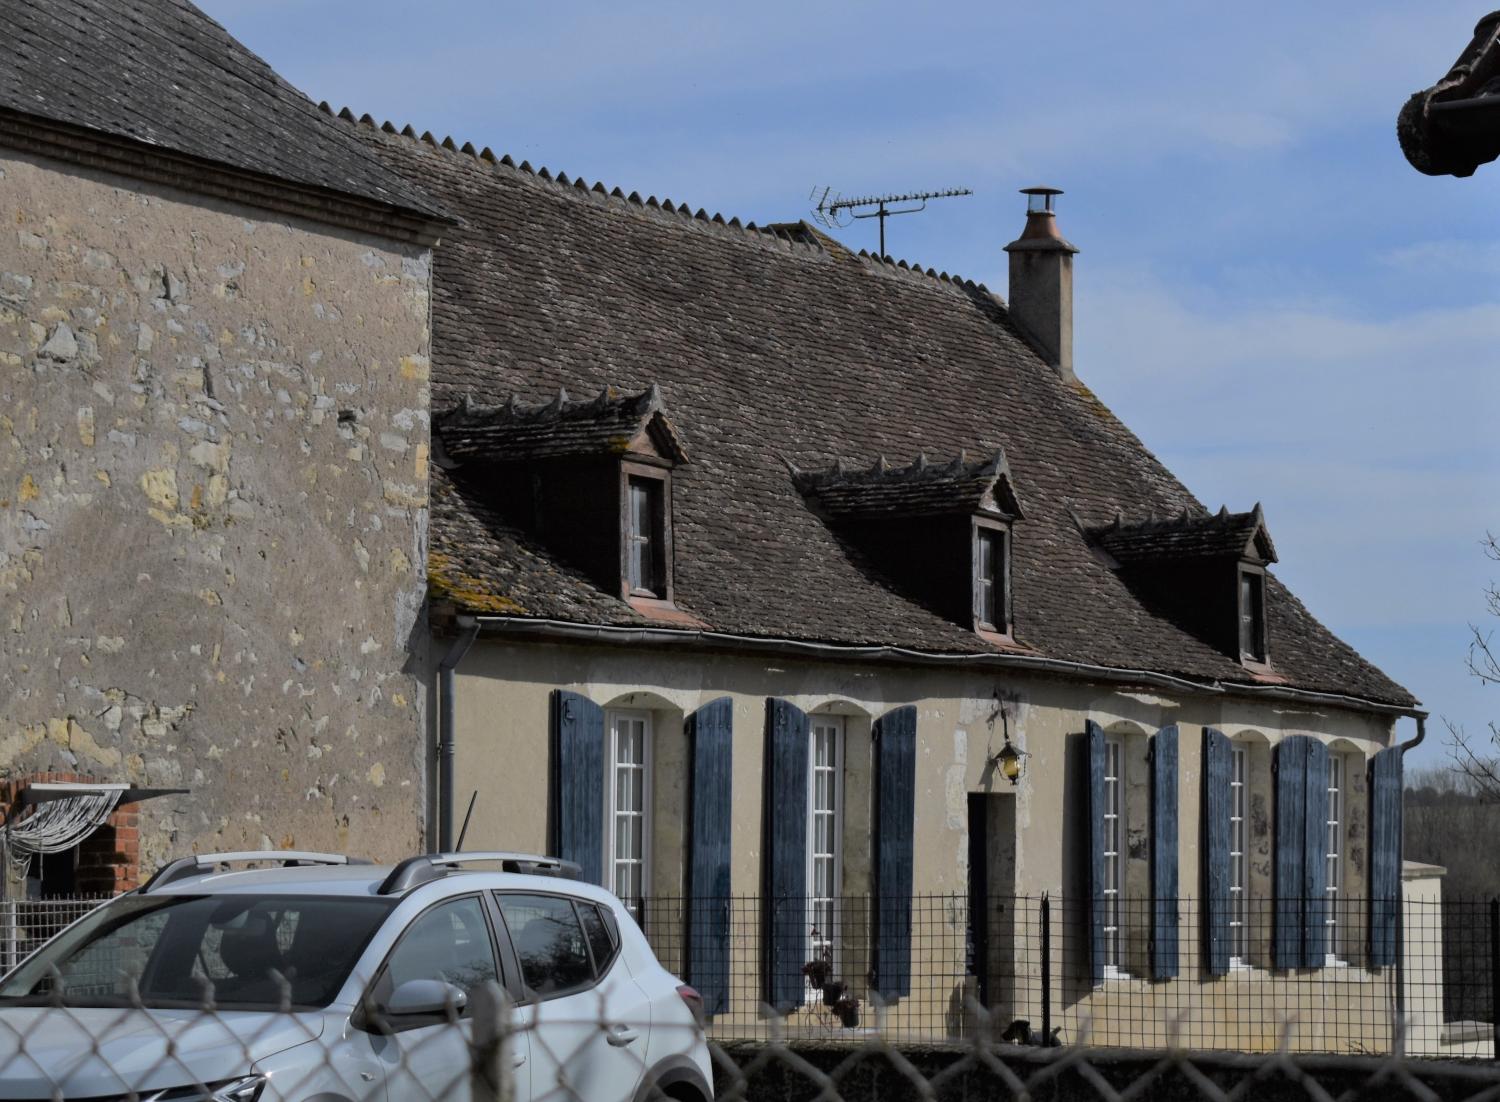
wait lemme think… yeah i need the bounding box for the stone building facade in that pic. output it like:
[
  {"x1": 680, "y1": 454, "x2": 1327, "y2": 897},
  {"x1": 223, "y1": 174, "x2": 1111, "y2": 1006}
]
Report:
[{"x1": 0, "y1": 0, "x2": 445, "y2": 891}]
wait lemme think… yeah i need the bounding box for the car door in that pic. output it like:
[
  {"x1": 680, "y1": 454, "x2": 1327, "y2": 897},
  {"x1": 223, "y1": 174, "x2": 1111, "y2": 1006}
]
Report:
[
  {"x1": 494, "y1": 892, "x2": 651, "y2": 1102},
  {"x1": 365, "y1": 895, "x2": 531, "y2": 1102}
]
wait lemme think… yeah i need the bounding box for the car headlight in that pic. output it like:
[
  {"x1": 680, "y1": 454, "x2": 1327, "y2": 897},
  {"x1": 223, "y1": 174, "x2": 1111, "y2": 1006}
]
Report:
[{"x1": 143, "y1": 1075, "x2": 268, "y2": 1102}]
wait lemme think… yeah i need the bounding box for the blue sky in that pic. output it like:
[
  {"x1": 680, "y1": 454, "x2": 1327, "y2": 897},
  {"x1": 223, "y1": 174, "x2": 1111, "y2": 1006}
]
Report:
[{"x1": 200, "y1": 1, "x2": 1498, "y2": 770}]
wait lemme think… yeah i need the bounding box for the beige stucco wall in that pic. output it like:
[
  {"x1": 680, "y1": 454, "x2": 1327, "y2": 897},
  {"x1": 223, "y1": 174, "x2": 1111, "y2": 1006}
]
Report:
[
  {"x1": 0, "y1": 149, "x2": 433, "y2": 875},
  {"x1": 451, "y1": 637, "x2": 1401, "y2": 1049}
]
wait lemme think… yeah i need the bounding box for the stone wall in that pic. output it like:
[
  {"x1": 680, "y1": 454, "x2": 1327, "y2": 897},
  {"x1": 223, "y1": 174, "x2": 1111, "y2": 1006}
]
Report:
[{"x1": 0, "y1": 149, "x2": 433, "y2": 874}]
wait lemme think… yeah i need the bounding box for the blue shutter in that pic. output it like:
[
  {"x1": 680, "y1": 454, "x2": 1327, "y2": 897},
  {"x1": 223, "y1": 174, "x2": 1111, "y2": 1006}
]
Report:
[
  {"x1": 1302, "y1": 740, "x2": 1330, "y2": 969},
  {"x1": 763, "y1": 697, "x2": 809, "y2": 1013},
  {"x1": 550, "y1": 689, "x2": 604, "y2": 887},
  {"x1": 1273, "y1": 735, "x2": 1309, "y2": 970},
  {"x1": 1151, "y1": 725, "x2": 1179, "y2": 980},
  {"x1": 874, "y1": 704, "x2": 918, "y2": 1002},
  {"x1": 1202, "y1": 727, "x2": 1232, "y2": 977},
  {"x1": 1086, "y1": 720, "x2": 1106, "y2": 987},
  {"x1": 1369, "y1": 746, "x2": 1403, "y2": 967},
  {"x1": 686, "y1": 697, "x2": 733, "y2": 1017}
]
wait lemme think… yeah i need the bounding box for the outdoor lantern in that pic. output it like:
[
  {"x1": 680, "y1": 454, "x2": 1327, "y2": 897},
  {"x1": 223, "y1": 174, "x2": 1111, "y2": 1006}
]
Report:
[
  {"x1": 1021, "y1": 186, "x2": 1062, "y2": 214},
  {"x1": 995, "y1": 737, "x2": 1025, "y2": 784}
]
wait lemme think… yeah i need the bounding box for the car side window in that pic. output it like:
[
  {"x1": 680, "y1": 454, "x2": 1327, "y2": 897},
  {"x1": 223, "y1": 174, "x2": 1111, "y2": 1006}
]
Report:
[
  {"x1": 495, "y1": 894, "x2": 594, "y2": 996},
  {"x1": 379, "y1": 896, "x2": 499, "y2": 1016},
  {"x1": 579, "y1": 903, "x2": 616, "y2": 972}
]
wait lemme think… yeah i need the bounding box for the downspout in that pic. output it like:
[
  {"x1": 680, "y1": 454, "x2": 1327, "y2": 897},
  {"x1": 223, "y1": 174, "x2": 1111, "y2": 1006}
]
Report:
[
  {"x1": 437, "y1": 616, "x2": 479, "y2": 853},
  {"x1": 1392, "y1": 713, "x2": 1426, "y2": 1038}
]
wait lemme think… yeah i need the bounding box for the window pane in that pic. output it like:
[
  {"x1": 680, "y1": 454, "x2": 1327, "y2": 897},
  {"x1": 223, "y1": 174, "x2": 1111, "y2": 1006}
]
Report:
[
  {"x1": 386, "y1": 897, "x2": 499, "y2": 1005},
  {"x1": 579, "y1": 904, "x2": 615, "y2": 972},
  {"x1": 497, "y1": 895, "x2": 593, "y2": 995}
]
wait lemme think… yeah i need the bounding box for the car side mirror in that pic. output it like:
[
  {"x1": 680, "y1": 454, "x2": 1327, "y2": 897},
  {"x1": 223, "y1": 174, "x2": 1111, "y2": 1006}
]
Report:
[{"x1": 384, "y1": 978, "x2": 468, "y2": 1016}]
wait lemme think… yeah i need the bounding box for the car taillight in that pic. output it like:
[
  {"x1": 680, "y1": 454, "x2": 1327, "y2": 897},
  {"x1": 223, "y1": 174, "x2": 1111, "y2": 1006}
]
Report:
[{"x1": 677, "y1": 983, "x2": 705, "y2": 1025}]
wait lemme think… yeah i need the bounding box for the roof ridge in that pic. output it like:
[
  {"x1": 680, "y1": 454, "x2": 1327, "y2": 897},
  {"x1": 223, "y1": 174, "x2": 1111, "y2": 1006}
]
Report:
[
  {"x1": 317, "y1": 102, "x2": 832, "y2": 257},
  {"x1": 319, "y1": 102, "x2": 1003, "y2": 295}
]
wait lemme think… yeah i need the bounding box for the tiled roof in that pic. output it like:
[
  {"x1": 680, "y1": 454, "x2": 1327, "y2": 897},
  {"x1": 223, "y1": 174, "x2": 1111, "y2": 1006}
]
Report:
[
  {"x1": 437, "y1": 385, "x2": 687, "y2": 465},
  {"x1": 792, "y1": 451, "x2": 1024, "y2": 521},
  {"x1": 1091, "y1": 505, "x2": 1276, "y2": 565},
  {"x1": 342, "y1": 116, "x2": 1414, "y2": 709},
  {"x1": 0, "y1": 0, "x2": 441, "y2": 219}
]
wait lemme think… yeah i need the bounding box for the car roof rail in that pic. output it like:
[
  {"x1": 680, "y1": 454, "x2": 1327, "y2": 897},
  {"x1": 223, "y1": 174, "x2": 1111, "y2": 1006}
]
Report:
[
  {"x1": 377, "y1": 851, "x2": 582, "y2": 895},
  {"x1": 141, "y1": 850, "x2": 366, "y2": 893}
]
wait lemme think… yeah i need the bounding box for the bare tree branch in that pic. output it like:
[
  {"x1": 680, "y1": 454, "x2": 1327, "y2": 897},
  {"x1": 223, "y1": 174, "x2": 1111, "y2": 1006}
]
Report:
[{"x1": 1443, "y1": 533, "x2": 1500, "y2": 799}]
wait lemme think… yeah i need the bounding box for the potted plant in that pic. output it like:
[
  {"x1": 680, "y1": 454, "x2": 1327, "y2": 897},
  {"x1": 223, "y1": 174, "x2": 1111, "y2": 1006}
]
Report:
[{"x1": 831, "y1": 993, "x2": 861, "y2": 1028}]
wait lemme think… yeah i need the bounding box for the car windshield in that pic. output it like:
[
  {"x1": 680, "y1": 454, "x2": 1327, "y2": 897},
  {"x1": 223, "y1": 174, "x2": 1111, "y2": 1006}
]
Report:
[{"x1": 0, "y1": 893, "x2": 394, "y2": 1010}]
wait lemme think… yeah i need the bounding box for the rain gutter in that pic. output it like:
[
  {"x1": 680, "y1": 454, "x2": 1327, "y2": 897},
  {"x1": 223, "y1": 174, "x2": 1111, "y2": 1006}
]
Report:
[{"x1": 467, "y1": 616, "x2": 1423, "y2": 720}]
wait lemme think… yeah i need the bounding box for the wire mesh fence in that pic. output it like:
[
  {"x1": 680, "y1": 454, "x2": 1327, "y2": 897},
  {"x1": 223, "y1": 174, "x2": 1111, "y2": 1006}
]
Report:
[
  {"x1": 633, "y1": 892, "x2": 1500, "y2": 1056},
  {"x1": 0, "y1": 896, "x2": 112, "y2": 974}
]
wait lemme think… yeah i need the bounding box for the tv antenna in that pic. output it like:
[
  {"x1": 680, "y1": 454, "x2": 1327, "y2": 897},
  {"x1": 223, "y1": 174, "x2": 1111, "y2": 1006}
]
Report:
[{"x1": 811, "y1": 186, "x2": 973, "y2": 258}]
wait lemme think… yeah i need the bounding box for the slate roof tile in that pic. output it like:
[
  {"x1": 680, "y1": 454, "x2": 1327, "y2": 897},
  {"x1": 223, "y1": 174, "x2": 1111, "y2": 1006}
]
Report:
[
  {"x1": 0, "y1": 0, "x2": 442, "y2": 219},
  {"x1": 345, "y1": 117, "x2": 1414, "y2": 709}
]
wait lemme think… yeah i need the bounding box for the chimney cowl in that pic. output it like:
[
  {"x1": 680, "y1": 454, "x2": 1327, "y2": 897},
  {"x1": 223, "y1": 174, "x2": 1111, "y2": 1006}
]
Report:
[{"x1": 1004, "y1": 186, "x2": 1078, "y2": 254}]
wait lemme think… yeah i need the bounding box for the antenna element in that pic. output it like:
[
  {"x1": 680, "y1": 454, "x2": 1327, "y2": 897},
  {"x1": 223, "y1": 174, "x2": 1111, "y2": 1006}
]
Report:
[{"x1": 811, "y1": 186, "x2": 973, "y2": 258}]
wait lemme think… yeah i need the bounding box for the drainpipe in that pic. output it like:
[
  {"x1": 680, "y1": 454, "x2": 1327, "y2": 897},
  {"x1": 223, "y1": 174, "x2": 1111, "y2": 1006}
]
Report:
[
  {"x1": 437, "y1": 616, "x2": 479, "y2": 853},
  {"x1": 1393, "y1": 712, "x2": 1426, "y2": 1039}
]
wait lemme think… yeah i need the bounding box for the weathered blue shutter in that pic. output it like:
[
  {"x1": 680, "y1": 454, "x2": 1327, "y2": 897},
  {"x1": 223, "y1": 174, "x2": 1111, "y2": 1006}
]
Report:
[
  {"x1": 550, "y1": 689, "x2": 604, "y2": 886},
  {"x1": 686, "y1": 696, "x2": 733, "y2": 1016},
  {"x1": 1301, "y1": 739, "x2": 1330, "y2": 968},
  {"x1": 1273, "y1": 735, "x2": 1309, "y2": 970},
  {"x1": 1086, "y1": 720, "x2": 1106, "y2": 987},
  {"x1": 1202, "y1": 727, "x2": 1232, "y2": 977},
  {"x1": 763, "y1": 697, "x2": 809, "y2": 1013},
  {"x1": 1369, "y1": 745, "x2": 1403, "y2": 967},
  {"x1": 873, "y1": 704, "x2": 918, "y2": 1002},
  {"x1": 1150, "y1": 725, "x2": 1179, "y2": 980}
]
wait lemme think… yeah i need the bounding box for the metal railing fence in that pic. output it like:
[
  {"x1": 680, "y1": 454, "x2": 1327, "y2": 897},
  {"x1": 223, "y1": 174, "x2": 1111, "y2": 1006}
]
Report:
[
  {"x1": 0, "y1": 896, "x2": 111, "y2": 974},
  {"x1": 631, "y1": 892, "x2": 1499, "y2": 1055}
]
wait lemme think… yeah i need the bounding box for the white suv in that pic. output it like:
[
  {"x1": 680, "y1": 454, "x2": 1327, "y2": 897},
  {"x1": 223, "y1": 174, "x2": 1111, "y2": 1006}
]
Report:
[{"x1": 0, "y1": 851, "x2": 713, "y2": 1102}]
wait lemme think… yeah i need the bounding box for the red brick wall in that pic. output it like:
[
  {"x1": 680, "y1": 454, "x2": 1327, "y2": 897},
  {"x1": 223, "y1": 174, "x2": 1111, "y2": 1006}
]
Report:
[{"x1": 1, "y1": 772, "x2": 141, "y2": 894}]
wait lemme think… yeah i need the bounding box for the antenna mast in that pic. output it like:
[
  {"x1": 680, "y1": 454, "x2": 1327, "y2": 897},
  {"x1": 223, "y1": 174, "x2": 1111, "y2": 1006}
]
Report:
[{"x1": 811, "y1": 186, "x2": 973, "y2": 258}]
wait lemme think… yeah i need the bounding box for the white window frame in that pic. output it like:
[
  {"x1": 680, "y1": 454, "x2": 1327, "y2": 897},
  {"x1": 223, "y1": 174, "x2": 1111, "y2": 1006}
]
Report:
[
  {"x1": 1325, "y1": 753, "x2": 1344, "y2": 965},
  {"x1": 1101, "y1": 734, "x2": 1127, "y2": 980},
  {"x1": 604, "y1": 709, "x2": 653, "y2": 918},
  {"x1": 806, "y1": 714, "x2": 844, "y2": 995},
  {"x1": 1228, "y1": 745, "x2": 1250, "y2": 970}
]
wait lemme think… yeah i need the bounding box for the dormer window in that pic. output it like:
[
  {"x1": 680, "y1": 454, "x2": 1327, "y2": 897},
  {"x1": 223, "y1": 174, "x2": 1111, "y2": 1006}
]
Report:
[
  {"x1": 433, "y1": 383, "x2": 693, "y2": 620},
  {"x1": 1088, "y1": 503, "x2": 1278, "y2": 669},
  {"x1": 1239, "y1": 567, "x2": 1266, "y2": 664},
  {"x1": 790, "y1": 449, "x2": 1026, "y2": 644},
  {"x1": 974, "y1": 521, "x2": 1012, "y2": 636},
  {"x1": 624, "y1": 468, "x2": 669, "y2": 600}
]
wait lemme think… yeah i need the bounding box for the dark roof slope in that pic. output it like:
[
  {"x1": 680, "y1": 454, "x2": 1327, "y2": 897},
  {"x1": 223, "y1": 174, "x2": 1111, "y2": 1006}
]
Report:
[
  {"x1": 0, "y1": 0, "x2": 440, "y2": 218},
  {"x1": 348, "y1": 120, "x2": 1413, "y2": 708}
]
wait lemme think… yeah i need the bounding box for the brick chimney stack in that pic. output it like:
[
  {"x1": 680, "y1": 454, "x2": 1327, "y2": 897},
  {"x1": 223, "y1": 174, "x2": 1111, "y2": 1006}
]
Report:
[{"x1": 1004, "y1": 187, "x2": 1079, "y2": 381}]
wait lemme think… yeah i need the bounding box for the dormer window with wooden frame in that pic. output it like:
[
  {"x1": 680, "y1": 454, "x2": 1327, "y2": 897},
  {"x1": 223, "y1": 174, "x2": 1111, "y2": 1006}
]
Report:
[
  {"x1": 1089, "y1": 503, "x2": 1278, "y2": 671},
  {"x1": 434, "y1": 383, "x2": 693, "y2": 622},
  {"x1": 1239, "y1": 565, "x2": 1267, "y2": 665},
  {"x1": 973, "y1": 519, "x2": 1012, "y2": 638},
  {"x1": 623, "y1": 464, "x2": 671, "y2": 602},
  {"x1": 791, "y1": 449, "x2": 1026, "y2": 645}
]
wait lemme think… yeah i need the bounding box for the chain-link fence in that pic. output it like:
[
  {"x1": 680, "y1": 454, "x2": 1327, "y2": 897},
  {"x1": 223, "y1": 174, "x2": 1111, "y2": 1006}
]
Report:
[{"x1": 6, "y1": 991, "x2": 1500, "y2": 1102}]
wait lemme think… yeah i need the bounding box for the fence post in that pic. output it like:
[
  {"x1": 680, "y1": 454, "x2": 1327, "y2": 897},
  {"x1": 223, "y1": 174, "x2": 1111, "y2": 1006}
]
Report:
[
  {"x1": 1040, "y1": 892, "x2": 1051, "y2": 1047},
  {"x1": 469, "y1": 981, "x2": 514, "y2": 1102},
  {"x1": 1, "y1": 901, "x2": 14, "y2": 975},
  {"x1": 1490, "y1": 897, "x2": 1499, "y2": 1057}
]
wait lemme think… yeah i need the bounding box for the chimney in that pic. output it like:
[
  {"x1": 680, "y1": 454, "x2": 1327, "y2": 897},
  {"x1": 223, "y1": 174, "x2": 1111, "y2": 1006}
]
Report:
[{"x1": 1003, "y1": 187, "x2": 1079, "y2": 381}]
